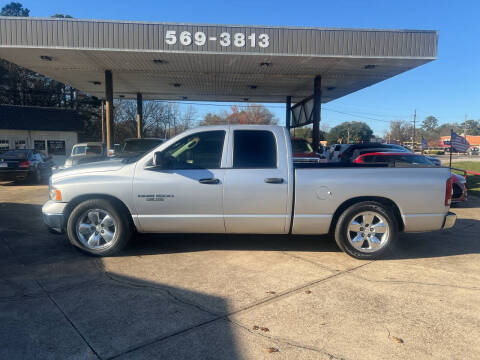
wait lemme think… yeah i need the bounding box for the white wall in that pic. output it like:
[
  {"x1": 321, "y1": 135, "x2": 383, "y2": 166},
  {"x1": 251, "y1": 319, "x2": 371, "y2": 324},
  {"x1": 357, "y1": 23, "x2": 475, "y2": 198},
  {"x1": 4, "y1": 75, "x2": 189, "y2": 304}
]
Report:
[{"x1": 0, "y1": 129, "x2": 78, "y2": 166}]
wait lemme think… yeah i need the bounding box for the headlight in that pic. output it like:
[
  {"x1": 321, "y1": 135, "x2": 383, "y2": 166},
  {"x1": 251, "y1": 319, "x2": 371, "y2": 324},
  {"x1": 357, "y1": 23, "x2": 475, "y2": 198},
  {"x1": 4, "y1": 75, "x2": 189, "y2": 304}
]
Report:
[{"x1": 49, "y1": 188, "x2": 62, "y2": 201}]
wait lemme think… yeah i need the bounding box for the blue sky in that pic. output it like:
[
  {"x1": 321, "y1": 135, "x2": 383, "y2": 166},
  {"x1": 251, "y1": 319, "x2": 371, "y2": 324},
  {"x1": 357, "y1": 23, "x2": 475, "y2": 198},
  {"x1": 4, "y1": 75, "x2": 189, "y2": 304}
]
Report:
[{"x1": 9, "y1": 0, "x2": 480, "y2": 135}]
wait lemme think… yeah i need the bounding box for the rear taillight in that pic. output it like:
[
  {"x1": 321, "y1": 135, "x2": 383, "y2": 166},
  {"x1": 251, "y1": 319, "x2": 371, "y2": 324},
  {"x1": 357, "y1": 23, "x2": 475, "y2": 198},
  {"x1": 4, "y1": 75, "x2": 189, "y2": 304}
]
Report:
[
  {"x1": 445, "y1": 175, "x2": 454, "y2": 206},
  {"x1": 353, "y1": 157, "x2": 363, "y2": 163},
  {"x1": 18, "y1": 160, "x2": 30, "y2": 168}
]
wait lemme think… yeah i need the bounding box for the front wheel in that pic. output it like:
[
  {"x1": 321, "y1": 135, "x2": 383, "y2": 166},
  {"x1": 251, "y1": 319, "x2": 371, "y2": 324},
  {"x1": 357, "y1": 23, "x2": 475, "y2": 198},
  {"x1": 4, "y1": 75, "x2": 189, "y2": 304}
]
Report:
[
  {"x1": 334, "y1": 202, "x2": 398, "y2": 259},
  {"x1": 66, "y1": 199, "x2": 132, "y2": 256}
]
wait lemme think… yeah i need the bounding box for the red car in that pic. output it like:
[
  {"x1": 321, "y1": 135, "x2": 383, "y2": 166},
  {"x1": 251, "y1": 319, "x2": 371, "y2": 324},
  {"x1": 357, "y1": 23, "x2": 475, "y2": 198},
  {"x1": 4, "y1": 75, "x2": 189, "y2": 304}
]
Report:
[
  {"x1": 353, "y1": 152, "x2": 467, "y2": 203},
  {"x1": 291, "y1": 138, "x2": 327, "y2": 163}
]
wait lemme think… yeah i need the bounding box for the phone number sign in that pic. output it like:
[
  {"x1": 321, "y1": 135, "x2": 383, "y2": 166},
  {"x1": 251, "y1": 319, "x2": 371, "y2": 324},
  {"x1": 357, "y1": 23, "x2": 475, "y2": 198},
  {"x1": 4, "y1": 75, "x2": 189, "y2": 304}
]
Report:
[{"x1": 164, "y1": 29, "x2": 270, "y2": 49}]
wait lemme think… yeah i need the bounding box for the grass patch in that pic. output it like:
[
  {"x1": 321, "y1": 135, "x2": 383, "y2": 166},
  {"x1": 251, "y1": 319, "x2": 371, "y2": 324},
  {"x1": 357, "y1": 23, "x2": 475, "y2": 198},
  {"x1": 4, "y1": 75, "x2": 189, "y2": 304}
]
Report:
[{"x1": 451, "y1": 162, "x2": 480, "y2": 198}]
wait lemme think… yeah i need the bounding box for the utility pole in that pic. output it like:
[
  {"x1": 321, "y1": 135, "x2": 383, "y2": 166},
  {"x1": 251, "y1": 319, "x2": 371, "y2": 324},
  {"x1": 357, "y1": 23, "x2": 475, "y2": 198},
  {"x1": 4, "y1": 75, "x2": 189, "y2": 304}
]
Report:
[
  {"x1": 347, "y1": 128, "x2": 350, "y2": 144},
  {"x1": 412, "y1": 109, "x2": 416, "y2": 152},
  {"x1": 464, "y1": 114, "x2": 467, "y2": 136}
]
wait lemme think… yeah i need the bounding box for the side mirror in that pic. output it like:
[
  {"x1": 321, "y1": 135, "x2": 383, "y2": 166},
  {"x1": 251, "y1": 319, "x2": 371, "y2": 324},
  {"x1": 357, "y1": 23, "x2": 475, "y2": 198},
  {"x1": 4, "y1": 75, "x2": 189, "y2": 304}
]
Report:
[{"x1": 153, "y1": 151, "x2": 167, "y2": 168}]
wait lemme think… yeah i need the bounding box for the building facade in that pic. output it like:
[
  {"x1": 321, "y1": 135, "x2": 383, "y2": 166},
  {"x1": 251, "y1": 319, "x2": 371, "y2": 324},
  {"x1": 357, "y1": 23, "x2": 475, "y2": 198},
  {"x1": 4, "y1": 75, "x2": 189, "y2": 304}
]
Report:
[{"x1": 0, "y1": 105, "x2": 83, "y2": 164}]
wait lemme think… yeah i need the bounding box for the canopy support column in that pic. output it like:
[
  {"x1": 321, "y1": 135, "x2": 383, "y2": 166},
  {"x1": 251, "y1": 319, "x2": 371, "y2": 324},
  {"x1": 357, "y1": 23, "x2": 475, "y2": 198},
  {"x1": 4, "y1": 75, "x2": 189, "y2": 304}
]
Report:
[
  {"x1": 312, "y1": 75, "x2": 322, "y2": 152},
  {"x1": 137, "y1": 93, "x2": 143, "y2": 139},
  {"x1": 285, "y1": 96, "x2": 292, "y2": 131},
  {"x1": 104, "y1": 70, "x2": 114, "y2": 151}
]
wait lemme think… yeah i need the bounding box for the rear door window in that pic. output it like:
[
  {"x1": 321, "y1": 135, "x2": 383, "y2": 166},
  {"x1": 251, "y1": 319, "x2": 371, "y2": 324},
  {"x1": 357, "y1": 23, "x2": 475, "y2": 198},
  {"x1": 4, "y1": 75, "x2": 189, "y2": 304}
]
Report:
[{"x1": 233, "y1": 130, "x2": 277, "y2": 168}]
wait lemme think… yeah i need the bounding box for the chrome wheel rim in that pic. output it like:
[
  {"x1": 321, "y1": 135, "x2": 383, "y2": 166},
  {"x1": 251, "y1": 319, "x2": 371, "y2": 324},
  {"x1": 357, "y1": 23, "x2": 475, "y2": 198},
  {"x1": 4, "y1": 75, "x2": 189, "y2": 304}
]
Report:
[
  {"x1": 347, "y1": 211, "x2": 389, "y2": 253},
  {"x1": 76, "y1": 209, "x2": 117, "y2": 249}
]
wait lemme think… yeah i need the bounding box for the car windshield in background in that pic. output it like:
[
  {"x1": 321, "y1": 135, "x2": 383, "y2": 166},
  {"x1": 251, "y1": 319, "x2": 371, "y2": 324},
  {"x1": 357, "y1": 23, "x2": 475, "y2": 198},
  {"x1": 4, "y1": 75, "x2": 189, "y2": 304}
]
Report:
[
  {"x1": 122, "y1": 139, "x2": 164, "y2": 153},
  {"x1": 72, "y1": 145, "x2": 103, "y2": 155},
  {"x1": 72, "y1": 146, "x2": 86, "y2": 155},
  {"x1": 1, "y1": 150, "x2": 28, "y2": 159},
  {"x1": 86, "y1": 146, "x2": 103, "y2": 155}
]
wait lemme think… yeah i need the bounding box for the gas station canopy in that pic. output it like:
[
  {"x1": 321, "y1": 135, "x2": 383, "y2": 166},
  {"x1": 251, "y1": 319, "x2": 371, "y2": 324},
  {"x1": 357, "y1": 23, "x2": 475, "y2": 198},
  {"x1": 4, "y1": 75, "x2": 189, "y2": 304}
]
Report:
[{"x1": 0, "y1": 17, "x2": 438, "y2": 103}]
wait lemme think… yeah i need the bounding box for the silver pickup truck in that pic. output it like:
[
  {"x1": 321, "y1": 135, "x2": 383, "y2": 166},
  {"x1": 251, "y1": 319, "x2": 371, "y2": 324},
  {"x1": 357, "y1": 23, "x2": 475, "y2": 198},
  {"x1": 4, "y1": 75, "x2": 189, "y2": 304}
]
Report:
[{"x1": 43, "y1": 125, "x2": 456, "y2": 259}]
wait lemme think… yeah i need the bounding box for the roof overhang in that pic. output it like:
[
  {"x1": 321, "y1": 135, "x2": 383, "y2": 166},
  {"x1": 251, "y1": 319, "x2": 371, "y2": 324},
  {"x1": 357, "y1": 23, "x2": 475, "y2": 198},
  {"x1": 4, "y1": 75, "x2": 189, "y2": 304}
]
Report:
[{"x1": 0, "y1": 17, "x2": 438, "y2": 103}]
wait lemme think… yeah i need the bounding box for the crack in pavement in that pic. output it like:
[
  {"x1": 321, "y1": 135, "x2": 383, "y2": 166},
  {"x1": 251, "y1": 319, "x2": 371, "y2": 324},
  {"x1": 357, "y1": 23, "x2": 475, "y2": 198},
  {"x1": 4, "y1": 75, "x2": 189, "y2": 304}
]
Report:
[
  {"x1": 35, "y1": 279, "x2": 102, "y2": 360},
  {"x1": 1, "y1": 236, "x2": 101, "y2": 359},
  {"x1": 104, "y1": 261, "x2": 375, "y2": 359},
  {"x1": 227, "y1": 317, "x2": 349, "y2": 360},
  {"x1": 345, "y1": 272, "x2": 480, "y2": 291},
  {"x1": 280, "y1": 251, "x2": 345, "y2": 272}
]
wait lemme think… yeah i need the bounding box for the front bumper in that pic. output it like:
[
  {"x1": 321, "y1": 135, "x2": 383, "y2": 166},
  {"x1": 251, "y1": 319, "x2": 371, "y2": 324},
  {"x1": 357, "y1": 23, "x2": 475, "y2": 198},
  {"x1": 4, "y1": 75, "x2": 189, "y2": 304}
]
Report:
[
  {"x1": 442, "y1": 211, "x2": 457, "y2": 229},
  {"x1": 0, "y1": 170, "x2": 31, "y2": 181},
  {"x1": 42, "y1": 200, "x2": 67, "y2": 233}
]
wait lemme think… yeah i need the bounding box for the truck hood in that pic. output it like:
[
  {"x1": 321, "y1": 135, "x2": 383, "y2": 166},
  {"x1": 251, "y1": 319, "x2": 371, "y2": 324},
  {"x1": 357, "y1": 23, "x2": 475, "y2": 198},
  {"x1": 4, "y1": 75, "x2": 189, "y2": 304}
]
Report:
[{"x1": 52, "y1": 159, "x2": 125, "y2": 181}]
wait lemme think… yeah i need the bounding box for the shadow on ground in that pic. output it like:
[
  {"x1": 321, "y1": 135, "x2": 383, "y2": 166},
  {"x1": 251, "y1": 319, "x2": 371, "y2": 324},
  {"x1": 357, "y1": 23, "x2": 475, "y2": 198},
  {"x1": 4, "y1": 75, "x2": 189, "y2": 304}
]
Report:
[
  {"x1": 0, "y1": 203, "x2": 239, "y2": 360},
  {"x1": 2, "y1": 201, "x2": 480, "y2": 359}
]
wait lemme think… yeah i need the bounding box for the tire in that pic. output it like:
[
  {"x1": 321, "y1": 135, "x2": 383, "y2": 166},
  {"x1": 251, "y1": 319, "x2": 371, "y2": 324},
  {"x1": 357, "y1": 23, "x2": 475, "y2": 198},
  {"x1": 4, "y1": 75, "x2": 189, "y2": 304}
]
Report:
[
  {"x1": 26, "y1": 169, "x2": 41, "y2": 184},
  {"x1": 334, "y1": 201, "x2": 399, "y2": 260},
  {"x1": 33, "y1": 169, "x2": 42, "y2": 184},
  {"x1": 66, "y1": 199, "x2": 132, "y2": 256}
]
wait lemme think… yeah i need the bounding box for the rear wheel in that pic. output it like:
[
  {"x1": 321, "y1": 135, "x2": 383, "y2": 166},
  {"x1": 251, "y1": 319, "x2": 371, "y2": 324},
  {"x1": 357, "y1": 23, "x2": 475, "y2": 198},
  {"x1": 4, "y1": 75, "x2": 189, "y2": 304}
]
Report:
[
  {"x1": 67, "y1": 199, "x2": 132, "y2": 256},
  {"x1": 334, "y1": 201, "x2": 398, "y2": 259}
]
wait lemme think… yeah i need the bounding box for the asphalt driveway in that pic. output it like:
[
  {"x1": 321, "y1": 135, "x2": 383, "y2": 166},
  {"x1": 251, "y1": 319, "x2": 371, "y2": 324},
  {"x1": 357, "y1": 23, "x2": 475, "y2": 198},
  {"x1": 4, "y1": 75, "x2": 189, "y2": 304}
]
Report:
[{"x1": 1, "y1": 182, "x2": 479, "y2": 359}]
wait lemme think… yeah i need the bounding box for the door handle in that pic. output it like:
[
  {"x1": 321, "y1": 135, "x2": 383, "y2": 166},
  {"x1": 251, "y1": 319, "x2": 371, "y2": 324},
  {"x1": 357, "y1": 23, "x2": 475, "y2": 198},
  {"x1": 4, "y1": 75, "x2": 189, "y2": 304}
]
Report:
[
  {"x1": 264, "y1": 177, "x2": 284, "y2": 184},
  {"x1": 199, "y1": 178, "x2": 220, "y2": 184}
]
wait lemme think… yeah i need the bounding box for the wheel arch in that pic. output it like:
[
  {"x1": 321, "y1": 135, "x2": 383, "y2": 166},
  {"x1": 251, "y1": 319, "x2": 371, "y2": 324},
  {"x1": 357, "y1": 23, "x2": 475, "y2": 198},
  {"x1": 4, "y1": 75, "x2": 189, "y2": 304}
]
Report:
[
  {"x1": 328, "y1": 196, "x2": 404, "y2": 234},
  {"x1": 63, "y1": 194, "x2": 136, "y2": 232}
]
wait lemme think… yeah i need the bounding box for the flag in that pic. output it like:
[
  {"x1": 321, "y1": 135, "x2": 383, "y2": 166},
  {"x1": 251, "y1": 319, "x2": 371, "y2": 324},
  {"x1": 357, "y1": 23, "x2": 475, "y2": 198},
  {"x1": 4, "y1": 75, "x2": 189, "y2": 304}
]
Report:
[
  {"x1": 421, "y1": 136, "x2": 428, "y2": 150},
  {"x1": 450, "y1": 130, "x2": 470, "y2": 152}
]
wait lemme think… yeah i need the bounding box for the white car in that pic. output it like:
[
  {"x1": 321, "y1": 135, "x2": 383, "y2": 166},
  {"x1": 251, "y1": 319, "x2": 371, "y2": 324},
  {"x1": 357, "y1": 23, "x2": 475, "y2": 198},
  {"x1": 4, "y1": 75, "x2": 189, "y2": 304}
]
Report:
[{"x1": 329, "y1": 144, "x2": 351, "y2": 161}]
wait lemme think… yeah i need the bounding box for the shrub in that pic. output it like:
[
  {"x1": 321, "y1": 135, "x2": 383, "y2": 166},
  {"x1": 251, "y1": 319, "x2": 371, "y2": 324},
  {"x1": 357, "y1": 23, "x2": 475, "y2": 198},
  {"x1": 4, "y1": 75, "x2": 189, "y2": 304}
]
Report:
[{"x1": 424, "y1": 150, "x2": 445, "y2": 155}]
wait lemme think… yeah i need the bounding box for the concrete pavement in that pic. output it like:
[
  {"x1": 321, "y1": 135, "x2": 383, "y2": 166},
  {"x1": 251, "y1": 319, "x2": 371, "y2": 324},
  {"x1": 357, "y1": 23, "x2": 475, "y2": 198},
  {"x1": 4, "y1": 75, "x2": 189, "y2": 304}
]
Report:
[{"x1": 1, "y1": 182, "x2": 479, "y2": 359}]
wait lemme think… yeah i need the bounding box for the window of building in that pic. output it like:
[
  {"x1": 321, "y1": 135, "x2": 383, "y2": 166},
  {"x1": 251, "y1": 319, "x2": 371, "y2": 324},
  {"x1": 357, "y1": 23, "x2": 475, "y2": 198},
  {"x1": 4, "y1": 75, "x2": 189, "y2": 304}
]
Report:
[
  {"x1": 15, "y1": 140, "x2": 26, "y2": 149},
  {"x1": 0, "y1": 140, "x2": 9, "y2": 153},
  {"x1": 34, "y1": 140, "x2": 46, "y2": 151},
  {"x1": 47, "y1": 140, "x2": 66, "y2": 155},
  {"x1": 233, "y1": 130, "x2": 277, "y2": 168}
]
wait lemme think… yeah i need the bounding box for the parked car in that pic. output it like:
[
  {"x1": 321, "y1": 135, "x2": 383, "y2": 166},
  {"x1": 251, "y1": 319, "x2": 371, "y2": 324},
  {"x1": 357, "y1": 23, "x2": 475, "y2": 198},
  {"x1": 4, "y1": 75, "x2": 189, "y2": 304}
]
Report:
[
  {"x1": 0, "y1": 149, "x2": 54, "y2": 183},
  {"x1": 352, "y1": 152, "x2": 434, "y2": 166},
  {"x1": 43, "y1": 125, "x2": 456, "y2": 260},
  {"x1": 63, "y1": 142, "x2": 107, "y2": 169},
  {"x1": 339, "y1": 143, "x2": 407, "y2": 163},
  {"x1": 329, "y1": 144, "x2": 350, "y2": 161},
  {"x1": 113, "y1": 138, "x2": 165, "y2": 158},
  {"x1": 353, "y1": 152, "x2": 467, "y2": 203},
  {"x1": 291, "y1": 138, "x2": 327, "y2": 163}
]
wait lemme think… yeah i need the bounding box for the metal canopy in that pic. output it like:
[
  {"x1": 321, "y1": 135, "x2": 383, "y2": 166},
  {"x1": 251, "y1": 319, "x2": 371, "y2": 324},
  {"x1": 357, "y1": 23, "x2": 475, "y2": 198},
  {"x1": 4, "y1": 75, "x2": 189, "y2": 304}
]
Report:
[{"x1": 0, "y1": 17, "x2": 438, "y2": 103}]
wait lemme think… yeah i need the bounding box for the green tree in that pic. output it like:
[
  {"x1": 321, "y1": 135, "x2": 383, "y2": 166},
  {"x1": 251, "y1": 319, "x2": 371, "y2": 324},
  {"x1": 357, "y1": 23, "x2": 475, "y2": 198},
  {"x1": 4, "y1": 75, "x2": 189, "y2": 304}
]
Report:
[
  {"x1": 326, "y1": 121, "x2": 373, "y2": 144},
  {"x1": 461, "y1": 119, "x2": 480, "y2": 136},
  {"x1": 422, "y1": 116, "x2": 439, "y2": 132},
  {"x1": 51, "y1": 14, "x2": 73, "y2": 18},
  {"x1": 0, "y1": 2, "x2": 29, "y2": 16}
]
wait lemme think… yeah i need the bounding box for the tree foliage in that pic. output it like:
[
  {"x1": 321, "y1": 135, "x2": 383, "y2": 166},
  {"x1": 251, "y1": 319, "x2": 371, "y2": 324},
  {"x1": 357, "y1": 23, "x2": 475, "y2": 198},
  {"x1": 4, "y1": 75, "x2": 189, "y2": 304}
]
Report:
[
  {"x1": 51, "y1": 14, "x2": 73, "y2": 18},
  {"x1": 385, "y1": 120, "x2": 413, "y2": 143},
  {"x1": 114, "y1": 100, "x2": 198, "y2": 143},
  {"x1": 201, "y1": 105, "x2": 278, "y2": 126},
  {"x1": 0, "y1": 2, "x2": 29, "y2": 16},
  {"x1": 422, "y1": 116, "x2": 438, "y2": 132},
  {"x1": 326, "y1": 121, "x2": 373, "y2": 144}
]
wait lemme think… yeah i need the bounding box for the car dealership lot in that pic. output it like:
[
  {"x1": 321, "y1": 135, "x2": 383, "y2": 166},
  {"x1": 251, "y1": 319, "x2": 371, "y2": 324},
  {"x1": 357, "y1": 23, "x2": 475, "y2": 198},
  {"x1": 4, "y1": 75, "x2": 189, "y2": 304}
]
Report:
[{"x1": 1, "y1": 182, "x2": 480, "y2": 360}]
